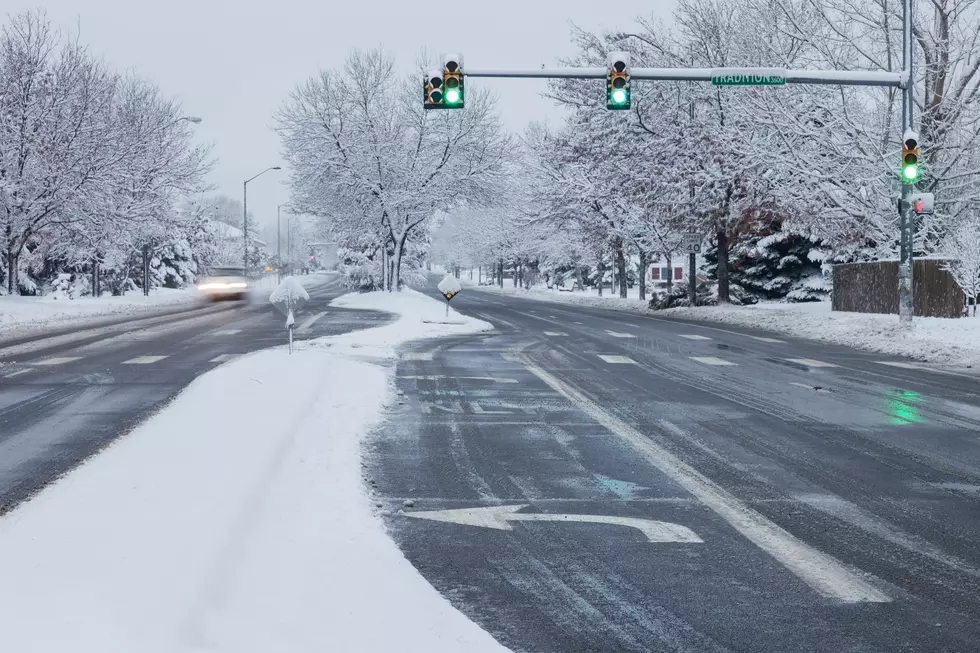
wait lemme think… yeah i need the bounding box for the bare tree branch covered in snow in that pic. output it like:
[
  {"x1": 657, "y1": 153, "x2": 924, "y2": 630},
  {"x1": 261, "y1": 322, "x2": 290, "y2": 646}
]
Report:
[{"x1": 942, "y1": 213, "x2": 980, "y2": 315}]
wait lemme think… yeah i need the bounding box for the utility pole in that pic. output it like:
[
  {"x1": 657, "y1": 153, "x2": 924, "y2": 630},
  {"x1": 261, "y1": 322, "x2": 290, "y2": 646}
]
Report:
[
  {"x1": 899, "y1": 0, "x2": 915, "y2": 326},
  {"x1": 242, "y1": 166, "x2": 282, "y2": 278},
  {"x1": 689, "y1": 252, "x2": 697, "y2": 306}
]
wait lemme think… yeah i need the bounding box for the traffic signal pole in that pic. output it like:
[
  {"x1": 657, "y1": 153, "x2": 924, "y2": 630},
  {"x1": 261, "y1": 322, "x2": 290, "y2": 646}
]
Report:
[
  {"x1": 462, "y1": 67, "x2": 903, "y2": 87},
  {"x1": 899, "y1": 0, "x2": 916, "y2": 326}
]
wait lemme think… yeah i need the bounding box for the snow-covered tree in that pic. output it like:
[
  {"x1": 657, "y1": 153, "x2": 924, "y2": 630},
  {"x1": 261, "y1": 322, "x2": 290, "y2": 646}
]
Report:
[
  {"x1": 276, "y1": 49, "x2": 513, "y2": 291},
  {"x1": 942, "y1": 214, "x2": 980, "y2": 315}
]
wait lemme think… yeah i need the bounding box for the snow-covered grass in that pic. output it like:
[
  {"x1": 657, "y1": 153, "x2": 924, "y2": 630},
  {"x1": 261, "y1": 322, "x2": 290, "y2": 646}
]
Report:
[
  {"x1": 0, "y1": 289, "x2": 505, "y2": 653},
  {"x1": 0, "y1": 286, "x2": 198, "y2": 333},
  {"x1": 460, "y1": 277, "x2": 980, "y2": 369}
]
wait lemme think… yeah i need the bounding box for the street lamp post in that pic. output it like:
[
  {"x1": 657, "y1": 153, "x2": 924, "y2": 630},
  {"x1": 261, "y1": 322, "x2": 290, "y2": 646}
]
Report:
[
  {"x1": 242, "y1": 166, "x2": 281, "y2": 277},
  {"x1": 277, "y1": 203, "x2": 289, "y2": 282}
]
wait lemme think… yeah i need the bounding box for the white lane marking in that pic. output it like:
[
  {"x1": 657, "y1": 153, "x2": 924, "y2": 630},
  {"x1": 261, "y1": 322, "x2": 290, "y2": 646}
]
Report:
[
  {"x1": 3, "y1": 369, "x2": 32, "y2": 378},
  {"x1": 690, "y1": 356, "x2": 737, "y2": 366},
  {"x1": 398, "y1": 375, "x2": 518, "y2": 384},
  {"x1": 598, "y1": 355, "x2": 637, "y2": 364},
  {"x1": 210, "y1": 354, "x2": 239, "y2": 364},
  {"x1": 33, "y1": 357, "x2": 82, "y2": 366},
  {"x1": 404, "y1": 505, "x2": 702, "y2": 544},
  {"x1": 752, "y1": 336, "x2": 785, "y2": 343},
  {"x1": 877, "y1": 361, "x2": 921, "y2": 370},
  {"x1": 123, "y1": 355, "x2": 169, "y2": 365},
  {"x1": 518, "y1": 356, "x2": 890, "y2": 603},
  {"x1": 787, "y1": 358, "x2": 839, "y2": 368},
  {"x1": 543, "y1": 331, "x2": 568, "y2": 337},
  {"x1": 213, "y1": 329, "x2": 242, "y2": 336},
  {"x1": 679, "y1": 335, "x2": 712, "y2": 341},
  {"x1": 402, "y1": 352, "x2": 434, "y2": 361},
  {"x1": 297, "y1": 312, "x2": 327, "y2": 332},
  {"x1": 574, "y1": 321, "x2": 585, "y2": 325},
  {"x1": 606, "y1": 331, "x2": 636, "y2": 338}
]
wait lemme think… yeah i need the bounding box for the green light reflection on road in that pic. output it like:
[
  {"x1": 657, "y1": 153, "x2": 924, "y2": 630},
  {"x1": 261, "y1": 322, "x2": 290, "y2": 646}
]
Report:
[{"x1": 887, "y1": 389, "x2": 924, "y2": 425}]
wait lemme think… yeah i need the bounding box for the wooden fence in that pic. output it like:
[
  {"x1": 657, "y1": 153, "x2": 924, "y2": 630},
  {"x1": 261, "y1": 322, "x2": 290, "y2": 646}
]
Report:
[{"x1": 832, "y1": 259, "x2": 964, "y2": 318}]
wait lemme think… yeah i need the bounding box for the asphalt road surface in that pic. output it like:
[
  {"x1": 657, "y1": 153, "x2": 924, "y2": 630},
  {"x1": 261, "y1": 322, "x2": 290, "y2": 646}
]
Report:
[
  {"x1": 0, "y1": 274, "x2": 389, "y2": 514},
  {"x1": 368, "y1": 282, "x2": 980, "y2": 653}
]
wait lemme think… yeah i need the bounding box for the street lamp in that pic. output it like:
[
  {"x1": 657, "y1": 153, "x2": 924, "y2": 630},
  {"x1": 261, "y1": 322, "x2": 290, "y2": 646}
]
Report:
[
  {"x1": 182, "y1": 116, "x2": 203, "y2": 124},
  {"x1": 242, "y1": 166, "x2": 282, "y2": 276}
]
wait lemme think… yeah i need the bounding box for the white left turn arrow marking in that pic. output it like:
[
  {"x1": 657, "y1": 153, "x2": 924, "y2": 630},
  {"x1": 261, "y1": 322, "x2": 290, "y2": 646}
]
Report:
[{"x1": 404, "y1": 505, "x2": 702, "y2": 543}]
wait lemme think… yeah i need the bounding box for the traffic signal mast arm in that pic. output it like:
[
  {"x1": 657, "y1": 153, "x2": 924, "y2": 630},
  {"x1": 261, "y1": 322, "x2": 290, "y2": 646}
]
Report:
[{"x1": 460, "y1": 66, "x2": 905, "y2": 87}]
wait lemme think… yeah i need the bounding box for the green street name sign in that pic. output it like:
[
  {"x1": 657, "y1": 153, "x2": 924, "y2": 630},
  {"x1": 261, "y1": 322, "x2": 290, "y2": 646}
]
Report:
[{"x1": 711, "y1": 68, "x2": 787, "y2": 86}]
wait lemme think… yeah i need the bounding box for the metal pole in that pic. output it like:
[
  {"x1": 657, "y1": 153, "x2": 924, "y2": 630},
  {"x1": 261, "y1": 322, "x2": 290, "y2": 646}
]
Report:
[
  {"x1": 243, "y1": 180, "x2": 249, "y2": 278},
  {"x1": 277, "y1": 206, "x2": 282, "y2": 283},
  {"x1": 689, "y1": 252, "x2": 697, "y2": 306},
  {"x1": 899, "y1": 0, "x2": 915, "y2": 326}
]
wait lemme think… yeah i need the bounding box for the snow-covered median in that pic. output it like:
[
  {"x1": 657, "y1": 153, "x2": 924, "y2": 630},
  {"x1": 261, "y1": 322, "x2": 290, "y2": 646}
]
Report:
[{"x1": 0, "y1": 289, "x2": 505, "y2": 653}]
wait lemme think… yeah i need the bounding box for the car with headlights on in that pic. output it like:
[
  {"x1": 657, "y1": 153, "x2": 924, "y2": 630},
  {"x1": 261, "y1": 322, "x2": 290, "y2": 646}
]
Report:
[{"x1": 197, "y1": 266, "x2": 249, "y2": 301}]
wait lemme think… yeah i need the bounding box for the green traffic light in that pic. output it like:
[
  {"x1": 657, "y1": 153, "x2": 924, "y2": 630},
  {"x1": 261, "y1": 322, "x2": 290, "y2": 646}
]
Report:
[
  {"x1": 612, "y1": 89, "x2": 627, "y2": 104},
  {"x1": 903, "y1": 164, "x2": 918, "y2": 181},
  {"x1": 445, "y1": 88, "x2": 460, "y2": 104}
]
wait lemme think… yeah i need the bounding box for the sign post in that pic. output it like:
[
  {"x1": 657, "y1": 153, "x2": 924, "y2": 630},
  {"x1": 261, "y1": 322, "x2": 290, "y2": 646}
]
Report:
[
  {"x1": 269, "y1": 276, "x2": 310, "y2": 355},
  {"x1": 437, "y1": 274, "x2": 462, "y2": 318}
]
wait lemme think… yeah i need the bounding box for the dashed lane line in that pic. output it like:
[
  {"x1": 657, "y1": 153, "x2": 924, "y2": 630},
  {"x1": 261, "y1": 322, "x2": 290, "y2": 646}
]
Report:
[
  {"x1": 598, "y1": 355, "x2": 637, "y2": 364},
  {"x1": 33, "y1": 357, "x2": 82, "y2": 366},
  {"x1": 213, "y1": 329, "x2": 242, "y2": 336},
  {"x1": 543, "y1": 332, "x2": 568, "y2": 337},
  {"x1": 123, "y1": 356, "x2": 170, "y2": 365},
  {"x1": 690, "y1": 356, "x2": 737, "y2": 367},
  {"x1": 3, "y1": 369, "x2": 32, "y2": 378},
  {"x1": 786, "y1": 358, "x2": 839, "y2": 368},
  {"x1": 606, "y1": 331, "x2": 636, "y2": 338},
  {"x1": 679, "y1": 335, "x2": 712, "y2": 341}
]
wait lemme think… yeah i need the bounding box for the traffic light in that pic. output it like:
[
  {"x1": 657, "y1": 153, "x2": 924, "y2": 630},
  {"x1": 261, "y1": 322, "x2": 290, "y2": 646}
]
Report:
[
  {"x1": 424, "y1": 69, "x2": 444, "y2": 109},
  {"x1": 902, "y1": 132, "x2": 919, "y2": 182},
  {"x1": 443, "y1": 54, "x2": 464, "y2": 108},
  {"x1": 607, "y1": 52, "x2": 630, "y2": 110}
]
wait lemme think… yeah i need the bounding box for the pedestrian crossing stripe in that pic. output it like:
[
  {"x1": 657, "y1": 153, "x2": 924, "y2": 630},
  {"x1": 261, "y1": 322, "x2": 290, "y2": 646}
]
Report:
[
  {"x1": 598, "y1": 355, "x2": 637, "y2": 364},
  {"x1": 786, "y1": 358, "x2": 838, "y2": 368},
  {"x1": 33, "y1": 357, "x2": 82, "y2": 366},
  {"x1": 690, "y1": 356, "x2": 737, "y2": 366},
  {"x1": 123, "y1": 356, "x2": 169, "y2": 365},
  {"x1": 679, "y1": 335, "x2": 712, "y2": 341}
]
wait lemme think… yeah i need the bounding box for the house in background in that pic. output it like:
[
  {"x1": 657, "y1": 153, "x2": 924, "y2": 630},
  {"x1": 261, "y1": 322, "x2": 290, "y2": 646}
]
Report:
[{"x1": 649, "y1": 263, "x2": 686, "y2": 288}]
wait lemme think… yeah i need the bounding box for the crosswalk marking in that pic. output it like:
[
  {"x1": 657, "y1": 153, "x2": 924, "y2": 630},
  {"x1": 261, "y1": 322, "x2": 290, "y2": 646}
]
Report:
[
  {"x1": 544, "y1": 331, "x2": 568, "y2": 337},
  {"x1": 3, "y1": 369, "x2": 31, "y2": 379},
  {"x1": 679, "y1": 335, "x2": 712, "y2": 341},
  {"x1": 210, "y1": 354, "x2": 239, "y2": 364},
  {"x1": 402, "y1": 352, "x2": 434, "y2": 361},
  {"x1": 598, "y1": 355, "x2": 637, "y2": 364},
  {"x1": 690, "y1": 356, "x2": 737, "y2": 366},
  {"x1": 786, "y1": 358, "x2": 838, "y2": 368},
  {"x1": 751, "y1": 336, "x2": 785, "y2": 343},
  {"x1": 876, "y1": 361, "x2": 921, "y2": 369},
  {"x1": 123, "y1": 356, "x2": 169, "y2": 365},
  {"x1": 213, "y1": 329, "x2": 242, "y2": 336},
  {"x1": 574, "y1": 321, "x2": 584, "y2": 325},
  {"x1": 606, "y1": 331, "x2": 636, "y2": 338},
  {"x1": 33, "y1": 357, "x2": 82, "y2": 366}
]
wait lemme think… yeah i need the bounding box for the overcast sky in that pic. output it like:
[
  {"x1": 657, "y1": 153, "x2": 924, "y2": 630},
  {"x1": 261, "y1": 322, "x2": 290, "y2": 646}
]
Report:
[{"x1": 8, "y1": 1, "x2": 677, "y2": 227}]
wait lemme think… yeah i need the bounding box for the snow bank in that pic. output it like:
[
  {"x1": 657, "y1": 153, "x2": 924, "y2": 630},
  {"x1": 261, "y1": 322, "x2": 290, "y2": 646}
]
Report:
[
  {"x1": 0, "y1": 290, "x2": 504, "y2": 653},
  {"x1": 663, "y1": 302, "x2": 980, "y2": 368},
  {"x1": 0, "y1": 287, "x2": 197, "y2": 333},
  {"x1": 462, "y1": 278, "x2": 652, "y2": 313}
]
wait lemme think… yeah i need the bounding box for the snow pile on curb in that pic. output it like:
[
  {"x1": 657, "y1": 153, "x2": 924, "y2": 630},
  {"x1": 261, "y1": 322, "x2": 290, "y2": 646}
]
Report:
[
  {"x1": 463, "y1": 279, "x2": 652, "y2": 313},
  {"x1": 0, "y1": 289, "x2": 504, "y2": 653},
  {"x1": 663, "y1": 301, "x2": 980, "y2": 368},
  {"x1": 0, "y1": 287, "x2": 197, "y2": 332}
]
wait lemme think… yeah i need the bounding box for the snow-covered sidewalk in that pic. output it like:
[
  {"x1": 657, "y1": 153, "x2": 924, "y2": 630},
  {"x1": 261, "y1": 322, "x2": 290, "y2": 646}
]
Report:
[
  {"x1": 0, "y1": 290, "x2": 506, "y2": 653},
  {"x1": 463, "y1": 280, "x2": 980, "y2": 369}
]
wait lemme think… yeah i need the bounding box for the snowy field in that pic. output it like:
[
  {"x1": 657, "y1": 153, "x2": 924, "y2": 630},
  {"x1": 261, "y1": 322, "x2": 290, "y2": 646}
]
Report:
[
  {"x1": 0, "y1": 289, "x2": 507, "y2": 653},
  {"x1": 462, "y1": 278, "x2": 980, "y2": 369}
]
